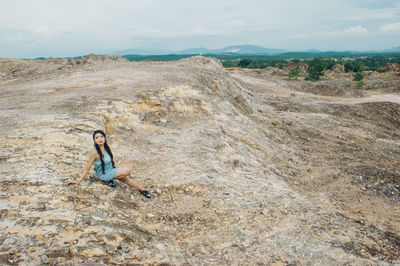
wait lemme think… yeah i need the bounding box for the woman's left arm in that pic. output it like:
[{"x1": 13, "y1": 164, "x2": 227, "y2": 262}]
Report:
[{"x1": 65, "y1": 150, "x2": 96, "y2": 185}]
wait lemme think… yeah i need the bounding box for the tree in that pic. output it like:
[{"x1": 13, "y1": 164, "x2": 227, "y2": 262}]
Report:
[
  {"x1": 306, "y1": 57, "x2": 326, "y2": 80},
  {"x1": 354, "y1": 71, "x2": 364, "y2": 89},
  {"x1": 238, "y1": 58, "x2": 255, "y2": 68},
  {"x1": 288, "y1": 68, "x2": 299, "y2": 79},
  {"x1": 353, "y1": 72, "x2": 363, "y2": 81},
  {"x1": 222, "y1": 60, "x2": 237, "y2": 68},
  {"x1": 325, "y1": 59, "x2": 337, "y2": 70},
  {"x1": 344, "y1": 62, "x2": 354, "y2": 72}
]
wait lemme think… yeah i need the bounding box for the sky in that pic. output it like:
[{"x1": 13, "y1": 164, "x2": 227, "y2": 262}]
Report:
[{"x1": 1, "y1": 0, "x2": 400, "y2": 58}]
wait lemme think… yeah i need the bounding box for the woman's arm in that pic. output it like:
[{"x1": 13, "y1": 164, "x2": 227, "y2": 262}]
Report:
[{"x1": 65, "y1": 149, "x2": 97, "y2": 185}]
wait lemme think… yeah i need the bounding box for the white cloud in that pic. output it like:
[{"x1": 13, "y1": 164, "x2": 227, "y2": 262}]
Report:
[
  {"x1": 321, "y1": 26, "x2": 368, "y2": 37},
  {"x1": 379, "y1": 22, "x2": 400, "y2": 32},
  {"x1": 192, "y1": 28, "x2": 219, "y2": 35},
  {"x1": 340, "y1": 7, "x2": 399, "y2": 21},
  {"x1": 0, "y1": 25, "x2": 65, "y2": 45},
  {"x1": 0, "y1": 31, "x2": 27, "y2": 44},
  {"x1": 343, "y1": 26, "x2": 369, "y2": 35},
  {"x1": 286, "y1": 33, "x2": 309, "y2": 39},
  {"x1": 34, "y1": 25, "x2": 56, "y2": 36},
  {"x1": 128, "y1": 26, "x2": 220, "y2": 39}
]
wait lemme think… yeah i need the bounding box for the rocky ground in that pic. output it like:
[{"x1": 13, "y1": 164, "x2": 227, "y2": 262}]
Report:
[{"x1": 0, "y1": 55, "x2": 399, "y2": 265}]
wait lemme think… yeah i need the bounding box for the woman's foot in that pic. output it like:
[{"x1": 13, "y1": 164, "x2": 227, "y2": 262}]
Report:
[
  {"x1": 101, "y1": 180, "x2": 116, "y2": 188},
  {"x1": 140, "y1": 190, "x2": 152, "y2": 198}
]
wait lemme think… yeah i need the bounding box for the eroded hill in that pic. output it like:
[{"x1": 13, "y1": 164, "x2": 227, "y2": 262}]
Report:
[{"x1": 0, "y1": 55, "x2": 399, "y2": 264}]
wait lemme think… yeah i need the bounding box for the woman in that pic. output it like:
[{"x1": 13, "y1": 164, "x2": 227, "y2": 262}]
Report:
[{"x1": 66, "y1": 130, "x2": 152, "y2": 198}]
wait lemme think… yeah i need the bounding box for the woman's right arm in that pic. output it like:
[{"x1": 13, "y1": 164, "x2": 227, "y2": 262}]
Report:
[{"x1": 65, "y1": 150, "x2": 97, "y2": 185}]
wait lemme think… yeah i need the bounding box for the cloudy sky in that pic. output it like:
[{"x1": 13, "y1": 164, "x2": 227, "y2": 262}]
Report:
[{"x1": 1, "y1": 0, "x2": 400, "y2": 58}]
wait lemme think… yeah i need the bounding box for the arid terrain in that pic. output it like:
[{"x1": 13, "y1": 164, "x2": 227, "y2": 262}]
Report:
[{"x1": 0, "y1": 55, "x2": 399, "y2": 265}]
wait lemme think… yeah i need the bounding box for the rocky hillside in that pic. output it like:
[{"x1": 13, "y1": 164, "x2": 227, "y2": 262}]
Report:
[{"x1": 0, "y1": 55, "x2": 399, "y2": 264}]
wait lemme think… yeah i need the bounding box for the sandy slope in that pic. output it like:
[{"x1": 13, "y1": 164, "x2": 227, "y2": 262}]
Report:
[{"x1": 0, "y1": 56, "x2": 399, "y2": 264}]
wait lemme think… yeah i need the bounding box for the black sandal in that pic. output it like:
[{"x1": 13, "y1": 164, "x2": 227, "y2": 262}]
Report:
[
  {"x1": 101, "y1": 180, "x2": 116, "y2": 188},
  {"x1": 140, "y1": 190, "x2": 152, "y2": 198}
]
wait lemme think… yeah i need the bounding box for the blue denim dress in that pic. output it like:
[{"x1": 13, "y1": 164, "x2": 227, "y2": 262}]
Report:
[{"x1": 94, "y1": 152, "x2": 117, "y2": 181}]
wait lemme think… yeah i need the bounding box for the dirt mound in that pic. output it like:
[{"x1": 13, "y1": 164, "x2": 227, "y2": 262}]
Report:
[
  {"x1": 78, "y1": 54, "x2": 128, "y2": 65},
  {"x1": 383, "y1": 63, "x2": 400, "y2": 73},
  {"x1": 0, "y1": 55, "x2": 128, "y2": 82},
  {"x1": 284, "y1": 62, "x2": 308, "y2": 74}
]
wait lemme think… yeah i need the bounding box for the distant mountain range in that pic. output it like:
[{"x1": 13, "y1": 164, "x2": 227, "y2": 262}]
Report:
[
  {"x1": 112, "y1": 48, "x2": 173, "y2": 56},
  {"x1": 112, "y1": 44, "x2": 400, "y2": 56},
  {"x1": 113, "y1": 45, "x2": 287, "y2": 56},
  {"x1": 381, "y1": 46, "x2": 400, "y2": 53},
  {"x1": 178, "y1": 45, "x2": 287, "y2": 55}
]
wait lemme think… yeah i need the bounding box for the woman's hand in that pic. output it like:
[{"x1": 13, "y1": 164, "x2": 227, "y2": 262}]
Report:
[{"x1": 65, "y1": 180, "x2": 79, "y2": 185}]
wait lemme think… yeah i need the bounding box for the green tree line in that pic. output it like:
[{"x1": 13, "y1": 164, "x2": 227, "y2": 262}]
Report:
[
  {"x1": 121, "y1": 53, "x2": 400, "y2": 75},
  {"x1": 220, "y1": 55, "x2": 400, "y2": 72}
]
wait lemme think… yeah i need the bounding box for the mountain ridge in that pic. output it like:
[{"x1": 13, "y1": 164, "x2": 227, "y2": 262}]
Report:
[
  {"x1": 113, "y1": 44, "x2": 287, "y2": 56},
  {"x1": 112, "y1": 44, "x2": 400, "y2": 56}
]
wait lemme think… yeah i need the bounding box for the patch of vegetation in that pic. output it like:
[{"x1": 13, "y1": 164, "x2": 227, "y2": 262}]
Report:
[
  {"x1": 353, "y1": 72, "x2": 364, "y2": 82},
  {"x1": 288, "y1": 68, "x2": 299, "y2": 79},
  {"x1": 356, "y1": 80, "x2": 365, "y2": 89},
  {"x1": 305, "y1": 57, "x2": 326, "y2": 81}
]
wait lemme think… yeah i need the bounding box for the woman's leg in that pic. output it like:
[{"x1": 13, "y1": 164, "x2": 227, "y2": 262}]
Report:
[{"x1": 114, "y1": 167, "x2": 144, "y2": 191}]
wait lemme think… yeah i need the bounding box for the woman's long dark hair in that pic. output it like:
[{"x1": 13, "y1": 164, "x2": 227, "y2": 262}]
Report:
[{"x1": 93, "y1": 130, "x2": 115, "y2": 174}]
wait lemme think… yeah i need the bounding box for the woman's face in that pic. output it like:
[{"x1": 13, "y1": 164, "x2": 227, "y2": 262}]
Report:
[{"x1": 94, "y1": 133, "x2": 105, "y2": 146}]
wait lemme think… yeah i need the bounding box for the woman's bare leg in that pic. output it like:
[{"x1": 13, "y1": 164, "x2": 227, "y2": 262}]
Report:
[
  {"x1": 119, "y1": 176, "x2": 144, "y2": 191},
  {"x1": 114, "y1": 167, "x2": 144, "y2": 191}
]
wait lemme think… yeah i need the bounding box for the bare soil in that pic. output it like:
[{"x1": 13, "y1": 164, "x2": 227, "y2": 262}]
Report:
[{"x1": 0, "y1": 56, "x2": 399, "y2": 265}]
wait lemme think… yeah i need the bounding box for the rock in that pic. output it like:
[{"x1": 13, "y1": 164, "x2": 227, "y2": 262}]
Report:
[
  {"x1": 284, "y1": 62, "x2": 308, "y2": 74},
  {"x1": 83, "y1": 216, "x2": 92, "y2": 225},
  {"x1": 8, "y1": 249, "x2": 16, "y2": 255},
  {"x1": 153, "y1": 242, "x2": 166, "y2": 251},
  {"x1": 104, "y1": 244, "x2": 114, "y2": 254},
  {"x1": 233, "y1": 159, "x2": 241, "y2": 168},
  {"x1": 124, "y1": 254, "x2": 137, "y2": 259},
  {"x1": 383, "y1": 63, "x2": 400, "y2": 73},
  {"x1": 332, "y1": 64, "x2": 345, "y2": 74},
  {"x1": 37, "y1": 203, "x2": 46, "y2": 211},
  {"x1": 271, "y1": 262, "x2": 286, "y2": 266},
  {"x1": 82, "y1": 248, "x2": 106, "y2": 258},
  {"x1": 40, "y1": 254, "x2": 49, "y2": 264},
  {"x1": 139, "y1": 112, "x2": 146, "y2": 121},
  {"x1": 69, "y1": 246, "x2": 78, "y2": 256}
]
